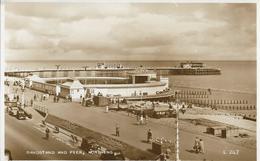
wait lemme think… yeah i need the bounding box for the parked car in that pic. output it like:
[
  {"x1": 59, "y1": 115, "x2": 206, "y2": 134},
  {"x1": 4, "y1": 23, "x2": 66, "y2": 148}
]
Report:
[
  {"x1": 8, "y1": 107, "x2": 19, "y2": 116},
  {"x1": 16, "y1": 110, "x2": 26, "y2": 120}
]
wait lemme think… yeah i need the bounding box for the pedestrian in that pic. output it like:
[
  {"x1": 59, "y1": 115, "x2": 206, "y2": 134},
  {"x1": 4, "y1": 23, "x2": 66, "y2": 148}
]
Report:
[
  {"x1": 115, "y1": 124, "x2": 120, "y2": 137},
  {"x1": 80, "y1": 95, "x2": 82, "y2": 104},
  {"x1": 127, "y1": 109, "x2": 130, "y2": 116},
  {"x1": 106, "y1": 106, "x2": 109, "y2": 113},
  {"x1": 34, "y1": 94, "x2": 37, "y2": 101},
  {"x1": 117, "y1": 98, "x2": 120, "y2": 108},
  {"x1": 71, "y1": 135, "x2": 75, "y2": 143},
  {"x1": 140, "y1": 114, "x2": 144, "y2": 125},
  {"x1": 136, "y1": 113, "x2": 140, "y2": 124},
  {"x1": 158, "y1": 153, "x2": 167, "y2": 161},
  {"x1": 82, "y1": 97, "x2": 85, "y2": 105},
  {"x1": 147, "y1": 129, "x2": 152, "y2": 143},
  {"x1": 45, "y1": 127, "x2": 50, "y2": 139},
  {"x1": 152, "y1": 102, "x2": 155, "y2": 109},
  {"x1": 165, "y1": 149, "x2": 171, "y2": 159},
  {"x1": 30, "y1": 99, "x2": 33, "y2": 106},
  {"x1": 193, "y1": 137, "x2": 200, "y2": 153},
  {"x1": 199, "y1": 139, "x2": 205, "y2": 154},
  {"x1": 143, "y1": 112, "x2": 147, "y2": 124}
]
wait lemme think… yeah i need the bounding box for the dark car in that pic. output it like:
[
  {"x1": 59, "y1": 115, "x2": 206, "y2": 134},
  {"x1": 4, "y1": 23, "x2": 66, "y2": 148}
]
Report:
[
  {"x1": 16, "y1": 110, "x2": 26, "y2": 120},
  {"x1": 100, "y1": 150, "x2": 125, "y2": 160}
]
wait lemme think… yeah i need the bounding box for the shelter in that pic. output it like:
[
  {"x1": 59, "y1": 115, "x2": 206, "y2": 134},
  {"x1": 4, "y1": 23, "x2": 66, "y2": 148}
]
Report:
[{"x1": 61, "y1": 80, "x2": 85, "y2": 101}]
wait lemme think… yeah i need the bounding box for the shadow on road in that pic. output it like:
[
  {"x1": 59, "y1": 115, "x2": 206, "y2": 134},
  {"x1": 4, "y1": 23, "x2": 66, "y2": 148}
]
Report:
[
  {"x1": 186, "y1": 149, "x2": 199, "y2": 154},
  {"x1": 42, "y1": 136, "x2": 49, "y2": 140},
  {"x1": 141, "y1": 139, "x2": 149, "y2": 144}
]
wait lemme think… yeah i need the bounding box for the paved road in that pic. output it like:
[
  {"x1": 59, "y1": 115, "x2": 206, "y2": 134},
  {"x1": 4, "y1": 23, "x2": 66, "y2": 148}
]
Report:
[
  {"x1": 42, "y1": 102, "x2": 256, "y2": 161},
  {"x1": 5, "y1": 85, "x2": 257, "y2": 161},
  {"x1": 5, "y1": 113, "x2": 96, "y2": 160}
]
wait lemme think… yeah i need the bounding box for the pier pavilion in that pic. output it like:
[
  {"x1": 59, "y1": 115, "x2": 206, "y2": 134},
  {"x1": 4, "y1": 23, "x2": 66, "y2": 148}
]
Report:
[{"x1": 24, "y1": 71, "x2": 169, "y2": 102}]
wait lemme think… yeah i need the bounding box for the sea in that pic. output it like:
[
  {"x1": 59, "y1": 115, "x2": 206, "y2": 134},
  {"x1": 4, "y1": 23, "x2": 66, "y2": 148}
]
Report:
[{"x1": 5, "y1": 60, "x2": 256, "y2": 94}]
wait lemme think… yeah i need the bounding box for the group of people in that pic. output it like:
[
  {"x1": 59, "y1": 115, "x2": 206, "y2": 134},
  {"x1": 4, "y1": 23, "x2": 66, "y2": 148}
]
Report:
[
  {"x1": 137, "y1": 113, "x2": 147, "y2": 125},
  {"x1": 33, "y1": 93, "x2": 50, "y2": 102},
  {"x1": 53, "y1": 94, "x2": 60, "y2": 103},
  {"x1": 114, "y1": 124, "x2": 153, "y2": 144},
  {"x1": 136, "y1": 111, "x2": 148, "y2": 125},
  {"x1": 156, "y1": 150, "x2": 171, "y2": 161},
  {"x1": 193, "y1": 137, "x2": 205, "y2": 154}
]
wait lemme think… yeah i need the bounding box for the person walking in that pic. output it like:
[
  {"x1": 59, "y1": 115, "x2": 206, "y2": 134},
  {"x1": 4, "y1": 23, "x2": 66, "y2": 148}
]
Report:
[
  {"x1": 157, "y1": 153, "x2": 167, "y2": 161},
  {"x1": 45, "y1": 127, "x2": 50, "y2": 140},
  {"x1": 30, "y1": 99, "x2": 33, "y2": 106},
  {"x1": 34, "y1": 94, "x2": 37, "y2": 101},
  {"x1": 115, "y1": 124, "x2": 120, "y2": 137},
  {"x1": 199, "y1": 139, "x2": 205, "y2": 154},
  {"x1": 80, "y1": 95, "x2": 82, "y2": 104},
  {"x1": 147, "y1": 129, "x2": 152, "y2": 143},
  {"x1": 143, "y1": 112, "x2": 147, "y2": 124},
  {"x1": 193, "y1": 137, "x2": 200, "y2": 153},
  {"x1": 82, "y1": 97, "x2": 85, "y2": 105},
  {"x1": 140, "y1": 114, "x2": 144, "y2": 125},
  {"x1": 136, "y1": 113, "x2": 140, "y2": 124}
]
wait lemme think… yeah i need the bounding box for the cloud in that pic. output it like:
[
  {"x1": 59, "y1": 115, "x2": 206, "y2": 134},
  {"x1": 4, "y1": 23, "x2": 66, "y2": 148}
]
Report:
[
  {"x1": 6, "y1": 3, "x2": 135, "y2": 21},
  {"x1": 5, "y1": 3, "x2": 256, "y2": 61}
]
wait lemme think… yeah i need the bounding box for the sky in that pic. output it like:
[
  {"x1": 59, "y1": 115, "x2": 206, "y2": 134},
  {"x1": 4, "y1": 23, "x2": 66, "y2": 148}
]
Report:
[{"x1": 4, "y1": 3, "x2": 256, "y2": 61}]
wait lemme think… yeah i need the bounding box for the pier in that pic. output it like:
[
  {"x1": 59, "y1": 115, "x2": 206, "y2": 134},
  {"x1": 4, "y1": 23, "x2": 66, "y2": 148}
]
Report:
[{"x1": 5, "y1": 66, "x2": 221, "y2": 78}]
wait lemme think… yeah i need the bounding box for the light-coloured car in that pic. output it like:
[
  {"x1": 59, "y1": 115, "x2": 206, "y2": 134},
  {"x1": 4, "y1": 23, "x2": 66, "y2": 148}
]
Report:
[{"x1": 8, "y1": 107, "x2": 19, "y2": 116}]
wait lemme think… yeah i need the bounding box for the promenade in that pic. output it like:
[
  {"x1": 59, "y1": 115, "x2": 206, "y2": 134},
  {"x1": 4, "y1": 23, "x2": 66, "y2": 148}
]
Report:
[
  {"x1": 36, "y1": 100, "x2": 255, "y2": 161},
  {"x1": 5, "y1": 85, "x2": 256, "y2": 161}
]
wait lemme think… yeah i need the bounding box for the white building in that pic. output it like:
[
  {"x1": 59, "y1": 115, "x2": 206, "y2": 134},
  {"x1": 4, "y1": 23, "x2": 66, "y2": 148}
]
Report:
[{"x1": 27, "y1": 71, "x2": 169, "y2": 101}]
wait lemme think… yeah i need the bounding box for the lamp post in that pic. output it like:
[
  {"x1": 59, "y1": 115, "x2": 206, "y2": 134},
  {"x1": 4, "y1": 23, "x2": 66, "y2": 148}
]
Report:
[
  {"x1": 175, "y1": 99, "x2": 180, "y2": 161},
  {"x1": 82, "y1": 66, "x2": 89, "y2": 85},
  {"x1": 55, "y1": 64, "x2": 61, "y2": 84},
  {"x1": 21, "y1": 79, "x2": 25, "y2": 109}
]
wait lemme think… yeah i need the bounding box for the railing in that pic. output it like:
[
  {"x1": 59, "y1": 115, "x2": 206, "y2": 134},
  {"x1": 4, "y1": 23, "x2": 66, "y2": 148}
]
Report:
[{"x1": 33, "y1": 104, "x2": 48, "y2": 114}]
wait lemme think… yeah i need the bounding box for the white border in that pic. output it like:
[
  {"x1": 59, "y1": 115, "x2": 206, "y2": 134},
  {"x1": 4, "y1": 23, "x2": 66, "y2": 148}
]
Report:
[
  {"x1": 1, "y1": 0, "x2": 259, "y2": 3},
  {"x1": 0, "y1": 2, "x2": 5, "y2": 161},
  {"x1": 0, "y1": 1, "x2": 258, "y2": 161},
  {"x1": 256, "y1": 2, "x2": 259, "y2": 161}
]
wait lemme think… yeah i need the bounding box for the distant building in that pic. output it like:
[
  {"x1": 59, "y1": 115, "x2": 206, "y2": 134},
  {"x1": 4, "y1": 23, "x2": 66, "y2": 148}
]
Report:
[{"x1": 25, "y1": 71, "x2": 169, "y2": 101}]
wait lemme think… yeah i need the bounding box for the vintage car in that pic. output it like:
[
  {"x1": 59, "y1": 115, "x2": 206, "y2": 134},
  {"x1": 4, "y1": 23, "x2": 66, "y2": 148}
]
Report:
[
  {"x1": 16, "y1": 110, "x2": 27, "y2": 120},
  {"x1": 8, "y1": 107, "x2": 19, "y2": 116}
]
